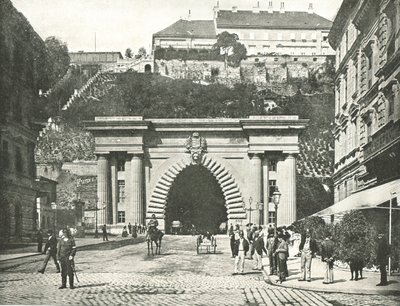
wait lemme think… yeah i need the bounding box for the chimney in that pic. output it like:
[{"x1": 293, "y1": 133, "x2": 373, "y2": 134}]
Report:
[
  {"x1": 268, "y1": 1, "x2": 273, "y2": 13},
  {"x1": 213, "y1": 1, "x2": 220, "y2": 19},
  {"x1": 308, "y1": 2, "x2": 314, "y2": 14},
  {"x1": 187, "y1": 9, "x2": 191, "y2": 21},
  {"x1": 232, "y1": 6, "x2": 238, "y2": 13},
  {"x1": 280, "y1": 2, "x2": 285, "y2": 14},
  {"x1": 253, "y1": 1, "x2": 260, "y2": 13}
]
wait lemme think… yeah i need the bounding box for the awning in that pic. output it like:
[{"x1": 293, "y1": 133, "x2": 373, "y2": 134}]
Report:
[{"x1": 314, "y1": 179, "x2": 400, "y2": 217}]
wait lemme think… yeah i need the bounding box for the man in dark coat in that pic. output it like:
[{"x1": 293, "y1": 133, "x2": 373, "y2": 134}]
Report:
[
  {"x1": 298, "y1": 228, "x2": 318, "y2": 282},
  {"x1": 128, "y1": 223, "x2": 132, "y2": 234},
  {"x1": 321, "y1": 235, "x2": 335, "y2": 284},
  {"x1": 376, "y1": 233, "x2": 390, "y2": 286},
  {"x1": 253, "y1": 231, "x2": 267, "y2": 270},
  {"x1": 57, "y1": 229, "x2": 77, "y2": 289},
  {"x1": 233, "y1": 230, "x2": 249, "y2": 275},
  {"x1": 102, "y1": 224, "x2": 108, "y2": 241},
  {"x1": 274, "y1": 234, "x2": 289, "y2": 283},
  {"x1": 266, "y1": 232, "x2": 276, "y2": 275},
  {"x1": 38, "y1": 230, "x2": 60, "y2": 274}
]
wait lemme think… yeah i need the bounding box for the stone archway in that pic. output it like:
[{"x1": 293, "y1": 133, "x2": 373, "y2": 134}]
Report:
[
  {"x1": 147, "y1": 155, "x2": 246, "y2": 229},
  {"x1": 144, "y1": 64, "x2": 152, "y2": 73}
]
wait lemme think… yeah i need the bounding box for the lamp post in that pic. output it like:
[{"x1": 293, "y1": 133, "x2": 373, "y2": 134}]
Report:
[
  {"x1": 272, "y1": 188, "x2": 281, "y2": 235},
  {"x1": 242, "y1": 197, "x2": 258, "y2": 224},
  {"x1": 389, "y1": 191, "x2": 396, "y2": 276}
]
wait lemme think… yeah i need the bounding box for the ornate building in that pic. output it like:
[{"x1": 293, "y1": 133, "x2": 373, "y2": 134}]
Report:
[
  {"x1": 0, "y1": 0, "x2": 49, "y2": 241},
  {"x1": 86, "y1": 116, "x2": 307, "y2": 232},
  {"x1": 317, "y1": 0, "x2": 400, "y2": 221}
]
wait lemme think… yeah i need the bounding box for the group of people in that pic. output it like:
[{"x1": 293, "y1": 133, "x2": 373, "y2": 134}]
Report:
[
  {"x1": 37, "y1": 228, "x2": 77, "y2": 290},
  {"x1": 228, "y1": 224, "x2": 392, "y2": 287},
  {"x1": 121, "y1": 222, "x2": 146, "y2": 238}
]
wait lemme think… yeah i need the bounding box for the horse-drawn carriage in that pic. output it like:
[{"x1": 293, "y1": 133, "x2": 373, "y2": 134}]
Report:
[{"x1": 196, "y1": 234, "x2": 217, "y2": 254}]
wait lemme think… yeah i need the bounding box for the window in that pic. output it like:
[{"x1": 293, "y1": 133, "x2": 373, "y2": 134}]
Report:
[
  {"x1": 323, "y1": 35, "x2": 328, "y2": 42},
  {"x1": 343, "y1": 74, "x2": 348, "y2": 107},
  {"x1": 388, "y1": 93, "x2": 395, "y2": 115},
  {"x1": 268, "y1": 211, "x2": 276, "y2": 224},
  {"x1": 354, "y1": 60, "x2": 358, "y2": 93},
  {"x1": 301, "y1": 33, "x2": 306, "y2": 42},
  {"x1": 117, "y1": 159, "x2": 125, "y2": 171},
  {"x1": 293, "y1": 57, "x2": 298, "y2": 62},
  {"x1": 330, "y1": 215, "x2": 334, "y2": 223},
  {"x1": 2, "y1": 141, "x2": 9, "y2": 170},
  {"x1": 274, "y1": 58, "x2": 279, "y2": 62},
  {"x1": 15, "y1": 147, "x2": 23, "y2": 173},
  {"x1": 290, "y1": 33, "x2": 296, "y2": 42},
  {"x1": 313, "y1": 57, "x2": 317, "y2": 62},
  {"x1": 269, "y1": 160, "x2": 277, "y2": 171},
  {"x1": 367, "y1": 51, "x2": 373, "y2": 89},
  {"x1": 117, "y1": 211, "x2": 125, "y2": 223},
  {"x1": 311, "y1": 33, "x2": 317, "y2": 42},
  {"x1": 367, "y1": 121, "x2": 372, "y2": 142},
  {"x1": 269, "y1": 180, "x2": 277, "y2": 202},
  {"x1": 118, "y1": 180, "x2": 125, "y2": 203}
]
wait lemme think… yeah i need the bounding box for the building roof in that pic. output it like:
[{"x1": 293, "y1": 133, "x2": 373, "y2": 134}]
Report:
[
  {"x1": 69, "y1": 51, "x2": 123, "y2": 64},
  {"x1": 153, "y1": 20, "x2": 216, "y2": 38},
  {"x1": 328, "y1": 0, "x2": 359, "y2": 49},
  {"x1": 216, "y1": 10, "x2": 332, "y2": 30}
]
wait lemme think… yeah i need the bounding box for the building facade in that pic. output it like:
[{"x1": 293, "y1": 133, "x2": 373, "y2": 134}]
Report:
[
  {"x1": 0, "y1": 0, "x2": 49, "y2": 242},
  {"x1": 326, "y1": 0, "x2": 400, "y2": 221},
  {"x1": 86, "y1": 116, "x2": 307, "y2": 232},
  {"x1": 153, "y1": 2, "x2": 334, "y2": 57}
]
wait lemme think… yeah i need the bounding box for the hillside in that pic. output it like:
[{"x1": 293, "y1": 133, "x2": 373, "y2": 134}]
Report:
[{"x1": 35, "y1": 71, "x2": 334, "y2": 214}]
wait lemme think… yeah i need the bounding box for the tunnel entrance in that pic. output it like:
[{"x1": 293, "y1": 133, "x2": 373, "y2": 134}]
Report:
[{"x1": 165, "y1": 165, "x2": 227, "y2": 235}]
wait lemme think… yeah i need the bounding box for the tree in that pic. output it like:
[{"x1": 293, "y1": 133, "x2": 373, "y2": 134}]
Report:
[
  {"x1": 137, "y1": 47, "x2": 147, "y2": 58},
  {"x1": 213, "y1": 31, "x2": 247, "y2": 68},
  {"x1": 44, "y1": 36, "x2": 70, "y2": 86},
  {"x1": 125, "y1": 48, "x2": 133, "y2": 58}
]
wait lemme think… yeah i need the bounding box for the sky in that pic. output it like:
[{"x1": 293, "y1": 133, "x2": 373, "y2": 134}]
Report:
[{"x1": 12, "y1": 0, "x2": 343, "y2": 54}]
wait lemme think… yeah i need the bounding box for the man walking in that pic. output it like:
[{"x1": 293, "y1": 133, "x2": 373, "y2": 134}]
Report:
[
  {"x1": 128, "y1": 223, "x2": 132, "y2": 235},
  {"x1": 57, "y1": 228, "x2": 77, "y2": 289},
  {"x1": 102, "y1": 224, "x2": 108, "y2": 241},
  {"x1": 298, "y1": 228, "x2": 317, "y2": 282},
  {"x1": 321, "y1": 235, "x2": 335, "y2": 284},
  {"x1": 37, "y1": 229, "x2": 43, "y2": 253},
  {"x1": 253, "y1": 231, "x2": 267, "y2": 270},
  {"x1": 233, "y1": 230, "x2": 249, "y2": 275},
  {"x1": 376, "y1": 233, "x2": 390, "y2": 286},
  {"x1": 38, "y1": 230, "x2": 60, "y2": 274}
]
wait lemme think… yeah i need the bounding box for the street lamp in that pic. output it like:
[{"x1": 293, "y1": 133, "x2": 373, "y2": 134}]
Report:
[
  {"x1": 242, "y1": 197, "x2": 263, "y2": 225},
  {"x1": 389, "y1": 192, "x2": 396, "y2": 276},
  {"x1": 272, "y1": 188, "x2": 281, "y2": 234}
]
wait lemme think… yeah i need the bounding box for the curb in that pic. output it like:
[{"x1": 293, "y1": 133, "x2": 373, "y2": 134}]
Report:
[
  {"x1": 0, "y1": 237, "x2": 145, "y2": 263},
  {"x1": 262, "y1": 267, "x2": 400, "y2": 296}
]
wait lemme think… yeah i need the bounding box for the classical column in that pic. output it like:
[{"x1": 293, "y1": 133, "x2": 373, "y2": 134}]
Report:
[
  {"x1": 277, "y1": 154, "x2": 296, "y2": 225},
  {"x1": 262, "y1": 156, "x2": 269, "y2": 225},
  {"x1": 131, "y1": 154, "x2": 144, "y2": 225},
  {"x1": 97, "y1": 154, "x2": 109, "y2": 225},
  {"x1": 249, "y1": 154, "x2": 262, "y2": 225},
  {"x1": 110, "y1": 155, "x2": 118, "y2": 224}
]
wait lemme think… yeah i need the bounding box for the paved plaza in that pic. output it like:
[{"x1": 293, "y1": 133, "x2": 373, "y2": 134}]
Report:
[{"x1": 0, "y1": 235, "x2": 399, "y2": 305}]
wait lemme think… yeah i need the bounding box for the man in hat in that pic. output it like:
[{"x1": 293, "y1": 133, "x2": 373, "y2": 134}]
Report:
[
  {"x1": 57, "y1": 228, "x2": 77, "y2": 289},
  {"x1": 266, "y1": 232, "x2": 276, "y2": 275},
  {"x1": 321, "y1": 235, "x2": 335, "y2": 284},
  {"x1": 233, "y1": 230, "x2": 249, "y2": 275},
  {"x1": 376, "y1": 233, "x2": 390, "y2": 286},
  {"x1": 298, "y1": 228, "x2": 317, "y2": 282},
  {"x1": 253, "y1": 231, "x2": 267, "y2": 270},
  {"x1": 101, "y1": 224, "x2": 108, "y2": 241},
  {"x1": 274, "y1": 233, "x2": 288, "y2": 283},
  {"x1": 38, "y1": 230, "x2": 60, "y2": 274}
]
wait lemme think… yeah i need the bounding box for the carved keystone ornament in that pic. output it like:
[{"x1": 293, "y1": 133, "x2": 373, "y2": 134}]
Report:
[{"x1": 184, "y1": 132, "x2": 207, "y2": 164}]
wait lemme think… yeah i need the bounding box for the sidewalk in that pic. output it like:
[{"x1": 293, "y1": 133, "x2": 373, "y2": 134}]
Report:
[
  {"x1": 0, "y1": 234, "x2": 146, "y2": 262},
  {"x1": 262, "y1": 255, "x2": 400, "y2": 296}
]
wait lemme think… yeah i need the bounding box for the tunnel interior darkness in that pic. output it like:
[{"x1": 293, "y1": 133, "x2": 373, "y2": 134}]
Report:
[{"x1": 165, "y1": 165, "x2": 227, "y2": 234}]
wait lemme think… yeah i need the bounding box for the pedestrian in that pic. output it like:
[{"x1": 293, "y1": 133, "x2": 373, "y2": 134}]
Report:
[
  {"x1": 246, "y1": 224, "x2": 255, "y2": 259},
  {"x1": 57, "y1": 228, "x2": 77, "y2": 289},
  {"x1": 37, "y1": 229, "x2": 43, "y2": 253},
  {"x1": 321, "y1": 235, "x2": 335, "y2": 284},
  {"x1": 132, "y1": 224, "x2": 137, "y2": 238},
  {"x1": 298, "y1": 228, "x2": 317, "y2": 282},
  {"x1": 228, "y1": 223, "x2": 234, "y2": 237},
  {"x1": 38, "y1": 230, "x2": 60, "y2": 274},
  {"x1": 128, "y1": 222, "x2": 132, "y2": 234},
  {"x1": 253, "y1": 231, "x2": 267, "y2": 270},
  {"x1": 376, "y1": 233, "x2": 390, "y2": 286},
  {"x1": 102, "y1": 224, "x2": 108, "y2": 241},
  {"x1": 138, "y1": 224, "x2": 142, "y2": 234},
  {"x1": 266, "y1": 232, "x2": 276, "y2": 275},
  {"x1": 274, "y1": 233, "x2": 288, "y2": 283},
  {"x1": 122, "y1": 226, "x2": 128, "y2": 237},
  {"x1": 233, "y1": 230, "x2": 249, "y2": 275},
  {"x1": 230, "y1": 224, "x2": 239, "y2": 258}
]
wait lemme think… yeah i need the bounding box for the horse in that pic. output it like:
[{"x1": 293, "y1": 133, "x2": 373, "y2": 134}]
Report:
[{"x1": 147, "y1": 228, "x2": 164, "y2": 256}]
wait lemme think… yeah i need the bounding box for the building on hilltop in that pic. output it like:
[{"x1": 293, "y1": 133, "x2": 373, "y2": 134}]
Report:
[
  {"x1": 153, "y1": 19, "x2": 217, "y2": 50},
  {"x1": 314, "y1": 0, "x2": 400, "y2": 223},
  {"x1": 152, "y1": 2, "x2": 334, "y2": 57},
  {"x1": 0, "y1": 0, "x2": 50, "y2": 242}
]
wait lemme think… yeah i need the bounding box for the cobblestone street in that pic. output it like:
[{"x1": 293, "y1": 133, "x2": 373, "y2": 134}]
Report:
[{"x1": 0, "y1": 236, "x2": 398, "y2": 305}]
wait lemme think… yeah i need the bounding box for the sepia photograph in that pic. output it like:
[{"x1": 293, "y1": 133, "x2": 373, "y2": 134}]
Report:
[{"x1": 0, "y1": 0, "x2": 399, "y2": 305}]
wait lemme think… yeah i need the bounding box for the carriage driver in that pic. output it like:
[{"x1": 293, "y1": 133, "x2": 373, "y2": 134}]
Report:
[{"x1": 147, "y1": 214, "x2": 159, "y2": 234}]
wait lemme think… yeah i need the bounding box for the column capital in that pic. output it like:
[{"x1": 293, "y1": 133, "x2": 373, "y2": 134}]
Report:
[
  {"x1": 128, "y1": 153, "x2": 144, "y2": 159},
  {"x1": 248, "y1": 152, "x2": 264, "y2": 159},
  {"x1": 96, "y1": 153, "x2": 109, "y2": 160}
]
